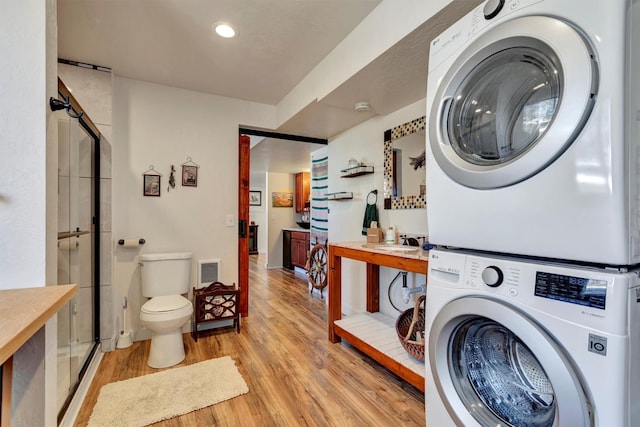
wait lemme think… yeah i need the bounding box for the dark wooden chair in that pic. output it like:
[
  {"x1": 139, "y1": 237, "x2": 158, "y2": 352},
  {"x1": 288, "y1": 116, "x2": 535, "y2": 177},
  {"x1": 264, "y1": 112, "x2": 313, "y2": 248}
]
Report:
[{"x1": 192, "y1": 281, "x2": 240, "y2": 342}]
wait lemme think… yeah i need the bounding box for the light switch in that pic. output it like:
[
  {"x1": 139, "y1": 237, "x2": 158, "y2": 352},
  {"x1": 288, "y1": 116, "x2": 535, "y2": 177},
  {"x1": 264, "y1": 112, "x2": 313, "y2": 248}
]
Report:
[{"x1": 225, "y1": 214, "x2": 234, "y2": 227}]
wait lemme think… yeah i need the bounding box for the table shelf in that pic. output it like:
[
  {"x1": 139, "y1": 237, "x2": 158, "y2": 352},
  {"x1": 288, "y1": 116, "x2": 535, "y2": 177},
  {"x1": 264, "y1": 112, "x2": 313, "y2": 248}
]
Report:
[{"x1": 334, "y1": 312, "x2": 424, "y2": 377}]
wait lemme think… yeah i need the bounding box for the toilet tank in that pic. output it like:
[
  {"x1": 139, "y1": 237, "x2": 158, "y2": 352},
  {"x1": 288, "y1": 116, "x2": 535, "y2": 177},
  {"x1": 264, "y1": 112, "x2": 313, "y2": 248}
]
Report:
[{"x1": 140, "y1": 252, "x2": 192, "y2": 297}]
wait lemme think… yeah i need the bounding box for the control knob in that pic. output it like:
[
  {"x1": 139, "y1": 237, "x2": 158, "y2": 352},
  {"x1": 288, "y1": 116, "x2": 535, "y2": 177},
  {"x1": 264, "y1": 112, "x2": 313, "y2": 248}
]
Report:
[
  {"x1": 482, "y1": 265, "x2": 504, "y2": 287},
  {"x1": 483, "y1": 0, "x2": 505, "y2": 19}
]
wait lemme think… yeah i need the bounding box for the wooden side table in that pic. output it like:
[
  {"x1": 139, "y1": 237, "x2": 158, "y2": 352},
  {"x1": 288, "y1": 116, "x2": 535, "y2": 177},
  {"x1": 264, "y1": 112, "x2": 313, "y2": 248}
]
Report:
[
  {"x1": 192, "y1": 282, "x2": 240, "y2": 342},
  {"x1": 327, "y1": 242, "x2": 428, "y2": 391}
]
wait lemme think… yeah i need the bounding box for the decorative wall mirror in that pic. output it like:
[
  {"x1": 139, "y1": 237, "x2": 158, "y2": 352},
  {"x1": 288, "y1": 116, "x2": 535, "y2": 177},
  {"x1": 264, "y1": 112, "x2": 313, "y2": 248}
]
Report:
[{"x1": 383, "y1": 116, "x2": 426, "y2": 209}]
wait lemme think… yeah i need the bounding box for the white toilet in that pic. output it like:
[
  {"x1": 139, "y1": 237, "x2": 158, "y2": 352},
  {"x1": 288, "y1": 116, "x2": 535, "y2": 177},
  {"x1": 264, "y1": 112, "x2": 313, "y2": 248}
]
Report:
[{"x1": 139, "y1": 252, "x2": 194, "y2": 368}]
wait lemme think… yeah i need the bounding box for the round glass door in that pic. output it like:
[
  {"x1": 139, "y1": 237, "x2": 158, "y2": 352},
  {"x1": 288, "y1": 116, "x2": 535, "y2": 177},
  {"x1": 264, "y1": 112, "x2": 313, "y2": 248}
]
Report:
[
  {"x1": 428, "y1": 297, "x2": 591, "y2": 426},
  {"x1": 449, "y1": 317, "x2": 555, "y2": 427},
  {"x1": 428, "y1": 16, "x2": 598, "y2": 189},
  {"x1": 447, "y1": 47, "x2": 561, "y2": 167}
]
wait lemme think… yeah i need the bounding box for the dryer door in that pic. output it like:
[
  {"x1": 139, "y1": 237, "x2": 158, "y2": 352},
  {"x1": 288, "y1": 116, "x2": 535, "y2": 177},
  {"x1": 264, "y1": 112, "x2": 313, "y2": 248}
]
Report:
[
  {"x1": 428, "y1": 297, "x2": 591, "y2": 426},
  {"x1": 429, "y1": 16, "x2": 598, "y2": 189}
]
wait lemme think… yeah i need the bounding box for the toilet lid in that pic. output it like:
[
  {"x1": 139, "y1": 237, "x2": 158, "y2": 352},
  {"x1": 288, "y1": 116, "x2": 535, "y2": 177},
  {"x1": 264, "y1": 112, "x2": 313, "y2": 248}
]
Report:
[{"x1": 141, "y1": 295, "x2": 191, "y2": 313}]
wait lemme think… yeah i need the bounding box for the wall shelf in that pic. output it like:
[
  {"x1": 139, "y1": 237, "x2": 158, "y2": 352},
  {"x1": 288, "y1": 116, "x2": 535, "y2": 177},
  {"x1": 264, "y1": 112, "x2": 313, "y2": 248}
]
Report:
[
  {"x1": 327, "y1": 192, "x2": 353, "y2": 200},
  {"x1": 340, "y1": 165, "x2": 374, "y2": 178}
]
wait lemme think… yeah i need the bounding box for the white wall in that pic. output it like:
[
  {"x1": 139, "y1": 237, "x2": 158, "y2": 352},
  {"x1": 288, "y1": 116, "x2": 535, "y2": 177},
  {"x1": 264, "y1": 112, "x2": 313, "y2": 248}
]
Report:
[
  {"x1": 0, "y1": 1, "x2": 59, "y2": 425},
  {"x1": 249, "y1": 171, "x2": 267, "y2": 254},
  {"x1": 328, "y1": 99, "x2": 428, "y2": 316},
  {"x1": 265, "y1": 172, "x2": 297, "y2": 268},
  {"x1": 0, "y1": 2, "x2": 50, "y2": 290},
  {"x1": 112, "y1": 77, "x2": 275, "y2": 339}
]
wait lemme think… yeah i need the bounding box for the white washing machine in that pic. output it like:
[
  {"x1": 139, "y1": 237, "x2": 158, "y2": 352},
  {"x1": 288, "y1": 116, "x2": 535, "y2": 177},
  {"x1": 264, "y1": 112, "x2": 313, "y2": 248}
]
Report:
[
  {"x1": 424, "y1": 248, "x2": 640, "y2": 426},
  {"x1": 425, "y1": 0, "x2": 640, "y2": 266}
]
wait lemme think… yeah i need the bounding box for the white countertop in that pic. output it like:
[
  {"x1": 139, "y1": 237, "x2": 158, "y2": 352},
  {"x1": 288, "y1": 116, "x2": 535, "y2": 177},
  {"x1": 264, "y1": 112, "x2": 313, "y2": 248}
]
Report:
[
  {"x1": 330, "y1": 240, "x2": 429, "y2": 260},
  {"x1": 282, "y1": 227, "x2": 310, "y2": 232}
]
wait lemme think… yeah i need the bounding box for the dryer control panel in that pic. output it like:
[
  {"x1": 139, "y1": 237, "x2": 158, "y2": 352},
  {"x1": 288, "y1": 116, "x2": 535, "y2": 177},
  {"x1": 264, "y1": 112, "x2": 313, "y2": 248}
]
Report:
[{"x1": 429, "y1": 0, "x2": 543, "y2": 70}]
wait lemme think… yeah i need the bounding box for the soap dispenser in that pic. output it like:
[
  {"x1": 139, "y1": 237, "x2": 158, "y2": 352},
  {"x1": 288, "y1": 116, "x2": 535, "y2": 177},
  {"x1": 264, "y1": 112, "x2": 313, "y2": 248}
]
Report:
[{"x1": 386, "y1": 226, "x2": 396, "y2": 244}]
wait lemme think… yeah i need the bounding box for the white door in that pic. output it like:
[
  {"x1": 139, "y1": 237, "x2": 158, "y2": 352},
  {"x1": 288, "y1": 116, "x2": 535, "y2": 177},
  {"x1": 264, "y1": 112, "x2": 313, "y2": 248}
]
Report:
[
  {"x1": 428, "y1": 16, "x2": 597, "y2": 189},
  {"x1": 428, "y1": 297, "x2": 591, "y2": 426}
]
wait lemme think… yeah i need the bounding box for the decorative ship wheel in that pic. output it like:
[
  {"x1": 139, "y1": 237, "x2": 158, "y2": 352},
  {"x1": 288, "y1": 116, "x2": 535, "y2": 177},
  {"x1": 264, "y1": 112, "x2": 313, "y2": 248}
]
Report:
[{"x1": 307, "y1": 243, "x2": 328, "y2": 298}]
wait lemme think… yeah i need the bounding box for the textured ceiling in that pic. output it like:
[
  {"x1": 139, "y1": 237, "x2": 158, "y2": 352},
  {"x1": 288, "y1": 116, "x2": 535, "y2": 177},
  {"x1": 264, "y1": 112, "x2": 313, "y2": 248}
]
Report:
[
  {"x1": 57, "y1": 0, "x2": 382, "y2": 105},
  {"x1": 57, "y1": 0, "x2": 482, "y2": 173}
]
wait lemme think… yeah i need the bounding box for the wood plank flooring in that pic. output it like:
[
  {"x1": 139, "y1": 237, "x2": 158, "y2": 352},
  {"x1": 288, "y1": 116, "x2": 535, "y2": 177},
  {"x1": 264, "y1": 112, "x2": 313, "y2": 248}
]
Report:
[{"x1": 74, "y1": 255, "x2": 425, "y2": 426}]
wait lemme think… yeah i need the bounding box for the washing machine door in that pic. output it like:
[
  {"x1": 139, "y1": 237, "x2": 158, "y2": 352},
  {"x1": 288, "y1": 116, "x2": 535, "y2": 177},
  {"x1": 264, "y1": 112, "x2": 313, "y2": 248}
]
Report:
[
  {"x1": 429, "y1": 297, "x2": 591, "y2": 427},
  {"x1": 429, "y1": 16, "x2": 598, "y2": 189}
]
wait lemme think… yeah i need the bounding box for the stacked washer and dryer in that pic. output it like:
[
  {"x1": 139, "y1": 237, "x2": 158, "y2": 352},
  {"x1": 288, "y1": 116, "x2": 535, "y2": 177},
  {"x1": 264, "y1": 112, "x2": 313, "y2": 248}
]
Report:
[{"x1": 424, "y1": 0, "x2": 640, "y2": 425}]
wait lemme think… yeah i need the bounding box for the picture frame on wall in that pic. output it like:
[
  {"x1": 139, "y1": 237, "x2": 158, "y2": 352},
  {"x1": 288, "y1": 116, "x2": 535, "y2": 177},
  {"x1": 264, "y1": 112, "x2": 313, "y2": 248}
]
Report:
[
  {"x1": 182, "y1": 165, "x2": 198, "y2": 187},
  {"x1": 272, "y1": 192, "x2": 293, "y2": 207},
  {"x1": 249, "y1": 190, "x2": 262, "y2": 206},
  {"x1": 143, "y1": 174, "x2": 161, "y2": 196}
]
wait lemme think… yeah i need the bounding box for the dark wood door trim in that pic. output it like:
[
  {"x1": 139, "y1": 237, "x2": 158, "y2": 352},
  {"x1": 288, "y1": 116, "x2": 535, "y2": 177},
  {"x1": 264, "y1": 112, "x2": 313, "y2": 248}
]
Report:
[{"x1": 238, "y1": 134, "x2": 250, "y2": 316}]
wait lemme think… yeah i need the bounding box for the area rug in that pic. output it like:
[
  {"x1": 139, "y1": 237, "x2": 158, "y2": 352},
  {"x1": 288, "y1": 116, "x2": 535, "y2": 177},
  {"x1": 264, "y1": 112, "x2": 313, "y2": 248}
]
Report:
[{"x1": 87, "y1": 356, "x2": 248, "y2": 426}]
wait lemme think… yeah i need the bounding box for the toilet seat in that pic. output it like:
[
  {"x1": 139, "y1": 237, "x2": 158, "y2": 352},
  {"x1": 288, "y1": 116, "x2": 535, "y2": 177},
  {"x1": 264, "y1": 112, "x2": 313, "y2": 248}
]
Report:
[{"x1": 141, "y1": 295, "x2": 191, "y2": 314}]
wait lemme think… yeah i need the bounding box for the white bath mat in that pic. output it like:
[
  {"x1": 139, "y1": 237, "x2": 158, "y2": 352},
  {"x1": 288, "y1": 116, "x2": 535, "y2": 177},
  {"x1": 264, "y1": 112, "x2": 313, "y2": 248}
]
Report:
[{"x1": 87, "y1": 356, "x2": 248, "y2": 426}]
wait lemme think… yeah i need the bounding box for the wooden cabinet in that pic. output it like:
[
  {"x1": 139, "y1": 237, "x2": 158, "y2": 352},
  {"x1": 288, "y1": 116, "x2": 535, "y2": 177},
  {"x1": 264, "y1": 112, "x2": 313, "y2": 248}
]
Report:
[
  {"x1": 248, "y1": 224, "x2": 258, "y2": 255},
  {"x1": 283, "y1": 230, "x2": 293, "y2": 269},
  {"x1": 291, "y1": 231, "x2": 310, "y2": 269},
  {"x1": 295, "y1": 172, "x2": 310, "y2": 213}
]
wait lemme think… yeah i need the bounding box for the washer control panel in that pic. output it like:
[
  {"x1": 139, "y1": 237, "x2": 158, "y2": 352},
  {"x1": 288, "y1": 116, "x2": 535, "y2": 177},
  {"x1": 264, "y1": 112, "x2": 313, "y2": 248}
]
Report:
[
  {"x1": 428, "y1": 249, "x2": 633, "y2": 335},
  {"x1": 467, "y1": 258, "x2": 521, "y2": 296}
]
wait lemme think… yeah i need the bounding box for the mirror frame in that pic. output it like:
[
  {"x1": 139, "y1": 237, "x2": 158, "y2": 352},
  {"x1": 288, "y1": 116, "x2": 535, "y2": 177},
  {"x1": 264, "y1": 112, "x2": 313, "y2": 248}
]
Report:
[{"x1": 383, "y1": 115, "x2": 426, "y2": 209}]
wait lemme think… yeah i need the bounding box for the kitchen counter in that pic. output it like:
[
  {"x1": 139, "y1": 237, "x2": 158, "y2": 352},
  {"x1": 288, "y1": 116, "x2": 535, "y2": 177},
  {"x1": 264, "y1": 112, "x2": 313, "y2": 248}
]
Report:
[{"x1": 1, "y1": 284, "x2": 77, "y2": 427}]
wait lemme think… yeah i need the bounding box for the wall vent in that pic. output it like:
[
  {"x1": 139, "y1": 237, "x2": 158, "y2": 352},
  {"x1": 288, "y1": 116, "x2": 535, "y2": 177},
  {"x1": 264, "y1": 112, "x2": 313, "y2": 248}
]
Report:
[{"x1": 197, "y1": 259, "x2": 220, "y2": 288}]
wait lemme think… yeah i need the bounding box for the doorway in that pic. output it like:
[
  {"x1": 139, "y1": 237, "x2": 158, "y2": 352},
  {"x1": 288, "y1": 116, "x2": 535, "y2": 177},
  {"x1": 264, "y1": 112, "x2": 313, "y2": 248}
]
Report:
[{"x1": 238, "y1": 128, "x2": 327, "y2": 315}]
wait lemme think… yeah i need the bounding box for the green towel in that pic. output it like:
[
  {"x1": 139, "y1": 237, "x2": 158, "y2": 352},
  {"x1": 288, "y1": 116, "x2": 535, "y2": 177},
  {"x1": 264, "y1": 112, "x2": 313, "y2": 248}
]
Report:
[{"x1": 362, "y1": 203, "x2": 379, "y2": 235}]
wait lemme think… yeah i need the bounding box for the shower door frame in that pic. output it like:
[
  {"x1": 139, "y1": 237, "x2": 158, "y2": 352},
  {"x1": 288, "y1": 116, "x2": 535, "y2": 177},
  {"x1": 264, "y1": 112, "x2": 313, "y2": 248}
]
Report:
[{"x1": 56, "y1": 78, "x2": 101, "y2": 423}]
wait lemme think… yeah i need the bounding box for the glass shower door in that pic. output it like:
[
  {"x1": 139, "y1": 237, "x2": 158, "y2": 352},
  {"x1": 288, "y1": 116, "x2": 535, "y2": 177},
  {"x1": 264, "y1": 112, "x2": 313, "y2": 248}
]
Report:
[{"x1": 56, "y1": 109, "x2": 98, "y2": 416}]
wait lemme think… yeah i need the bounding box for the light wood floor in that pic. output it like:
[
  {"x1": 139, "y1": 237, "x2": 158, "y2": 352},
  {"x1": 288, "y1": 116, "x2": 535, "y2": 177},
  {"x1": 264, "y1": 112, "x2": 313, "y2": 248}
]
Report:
[{"x1": 74, "y1": 254, "x2": 425, "y2": 426}]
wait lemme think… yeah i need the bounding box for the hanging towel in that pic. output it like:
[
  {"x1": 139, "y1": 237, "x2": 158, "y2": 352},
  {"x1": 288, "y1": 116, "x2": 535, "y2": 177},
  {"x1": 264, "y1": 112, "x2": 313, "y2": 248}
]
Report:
[{"x1": 362, "y1": 201, "x2": 379, "y2": 235}]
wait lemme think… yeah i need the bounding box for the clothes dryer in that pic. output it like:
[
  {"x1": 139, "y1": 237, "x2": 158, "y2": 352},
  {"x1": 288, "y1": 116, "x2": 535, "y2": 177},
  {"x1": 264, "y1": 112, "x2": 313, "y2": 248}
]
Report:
[
  {"x1": 425, "y1": 0, "x2": 640, "y2": 266},
  {"x1": 425, "y1": 248, "x2": 640, "y2": 426}
]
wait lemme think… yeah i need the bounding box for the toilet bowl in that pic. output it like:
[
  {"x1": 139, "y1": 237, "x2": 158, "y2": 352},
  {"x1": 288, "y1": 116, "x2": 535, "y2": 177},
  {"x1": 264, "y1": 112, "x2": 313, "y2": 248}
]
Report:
[
  {"x1": 139, "y1": 252, "x2": 193, "y2": 368},
  {"x1": 140, "y1": 295, "x2": 193, "y2": 368}
]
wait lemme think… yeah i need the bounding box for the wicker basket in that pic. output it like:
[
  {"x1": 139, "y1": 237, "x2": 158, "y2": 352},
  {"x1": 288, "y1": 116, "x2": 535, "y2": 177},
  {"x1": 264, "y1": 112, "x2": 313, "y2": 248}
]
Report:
[{"x1": 395, "y1": 294, "x2": 426, "y2": 361}]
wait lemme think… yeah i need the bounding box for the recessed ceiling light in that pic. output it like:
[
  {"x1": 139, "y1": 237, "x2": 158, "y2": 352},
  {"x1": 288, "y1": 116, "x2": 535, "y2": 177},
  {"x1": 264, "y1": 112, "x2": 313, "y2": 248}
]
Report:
[{"x1": 213, "y1": 22, "x2": 237, "y2": 38}]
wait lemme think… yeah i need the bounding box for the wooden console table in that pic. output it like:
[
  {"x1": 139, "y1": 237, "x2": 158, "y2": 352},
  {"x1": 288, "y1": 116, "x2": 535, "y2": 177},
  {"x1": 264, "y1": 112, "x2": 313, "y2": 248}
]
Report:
[
  {"x1": 1, "y1": 285, "x2": 76, "y2": 427},
  {"x1": 328, "y1": 242, "x2": 428, "y2": 391}
]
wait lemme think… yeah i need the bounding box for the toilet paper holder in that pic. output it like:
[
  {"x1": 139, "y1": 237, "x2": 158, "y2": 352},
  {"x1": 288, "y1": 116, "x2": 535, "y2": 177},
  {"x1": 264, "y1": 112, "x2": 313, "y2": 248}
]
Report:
[{"x1": 118, "y1": 238, "x2": 146, "y2": 246}]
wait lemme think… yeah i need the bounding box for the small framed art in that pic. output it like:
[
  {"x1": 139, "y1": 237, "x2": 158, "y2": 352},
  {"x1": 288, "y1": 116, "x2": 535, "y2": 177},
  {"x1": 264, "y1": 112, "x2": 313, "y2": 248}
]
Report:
[
  {"x1": 182, "y1": 165, "x2": 198, "y2": 187},
  {"x1": 249, "y1": 190, "x2": 262, "y2": 206},
  {"x1": 144, "y1": 174, "x2": 161, "y2": 196},
  {"x1": 272, "y1": 192, "x2": 293, "y2": 207}
]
